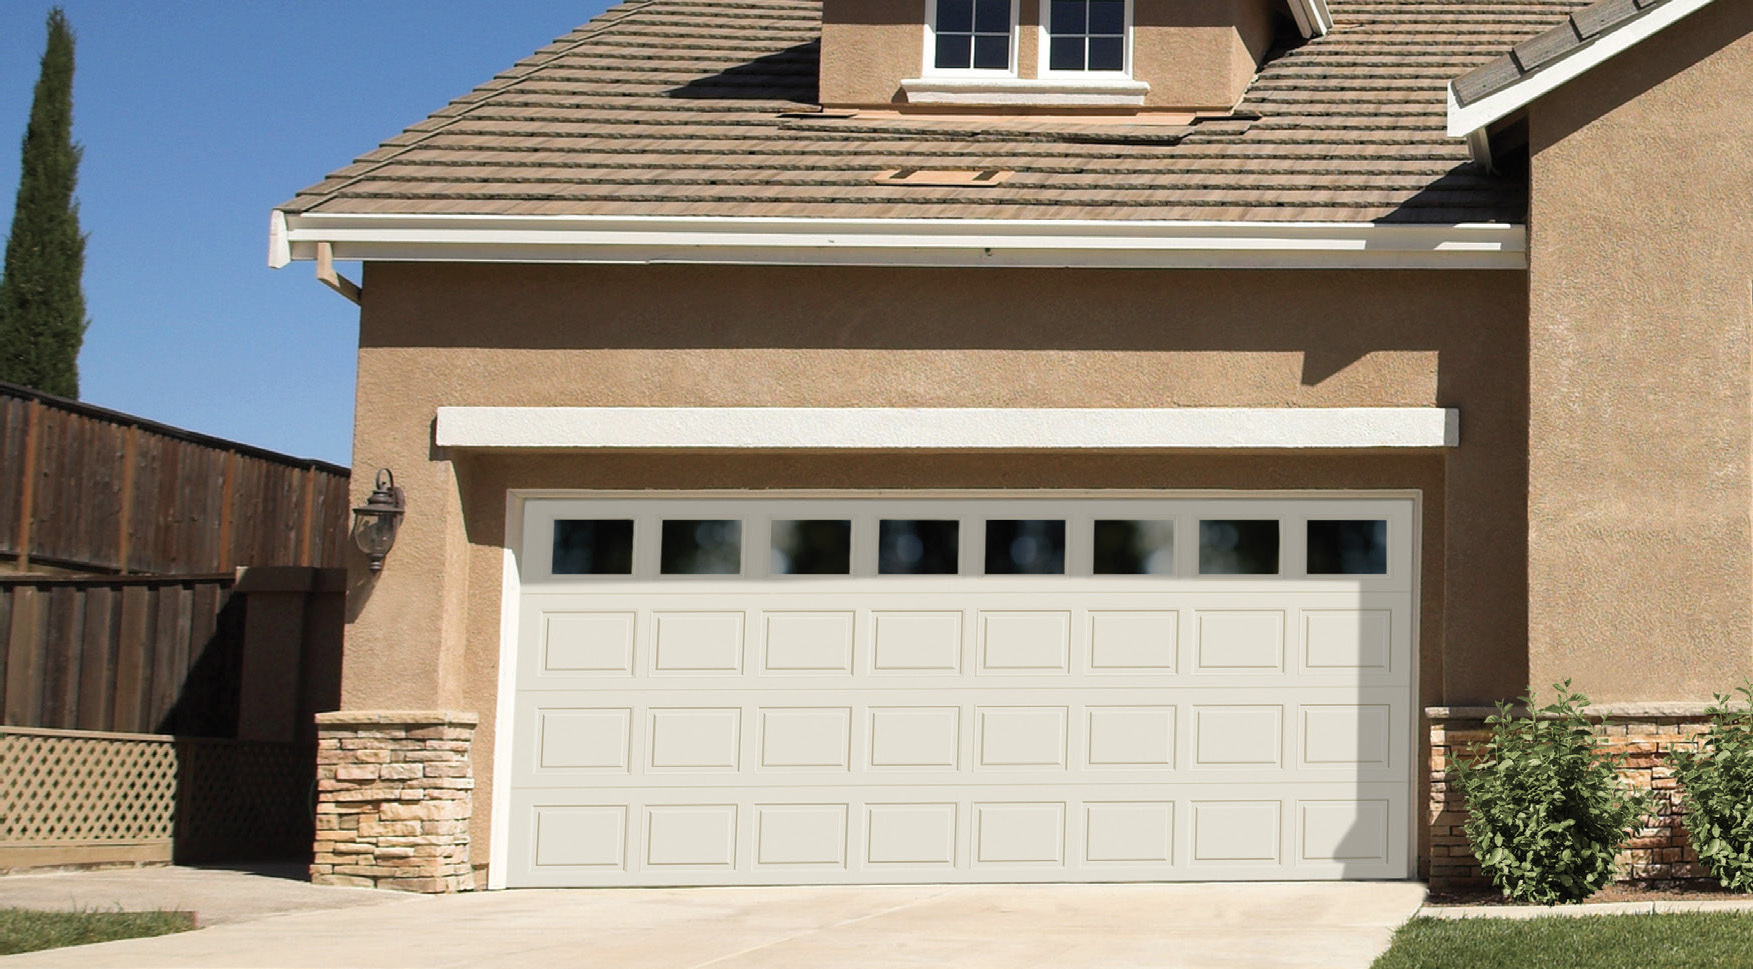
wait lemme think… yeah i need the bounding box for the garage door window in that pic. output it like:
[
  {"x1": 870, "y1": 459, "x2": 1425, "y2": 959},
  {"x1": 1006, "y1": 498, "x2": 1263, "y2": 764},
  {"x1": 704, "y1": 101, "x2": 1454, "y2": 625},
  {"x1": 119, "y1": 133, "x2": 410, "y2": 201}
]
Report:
[
  {"x1": 660, "y1": 519, "x2": 743, "y2": 575},
  {"x1": 771, "y1": 519, "x2": 853, "y2": 575},
  {"x1": 1307, "y1": 519, "x2": 1388, "y2": 575},
  {"x1": 551, "y1": 519, "x2": 634, "y2": 575},
  {"x1": 1092, "y1": 519, "x2": 1174, "y2": 574},
  {"x1": 1198, "y1": 519, "x2": 1279, "y2": 575},
  {"x1": 878, "y1": 519, "x2": 960, "y2": 574},
  {"x1": 984, "y1": 519, "x2": 1066, "y2": 574}
]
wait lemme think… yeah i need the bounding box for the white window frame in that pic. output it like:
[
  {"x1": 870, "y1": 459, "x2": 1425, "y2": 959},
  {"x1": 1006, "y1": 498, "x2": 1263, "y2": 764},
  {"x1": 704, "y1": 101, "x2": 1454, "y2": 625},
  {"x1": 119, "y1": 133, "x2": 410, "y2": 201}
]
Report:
[
  {"x1": 1037, "y1": 0, "x2": 1134, "y2": 78},
  {"x1": 922, "y1": 0, "x2": 1020, "y2": 78}
]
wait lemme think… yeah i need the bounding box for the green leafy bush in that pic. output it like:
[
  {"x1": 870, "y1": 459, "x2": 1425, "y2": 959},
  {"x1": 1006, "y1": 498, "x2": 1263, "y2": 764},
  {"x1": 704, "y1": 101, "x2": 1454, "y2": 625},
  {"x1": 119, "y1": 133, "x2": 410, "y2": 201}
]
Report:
[
  {"x1": 1670, "y1": 683, "x2": 1753, "y2": 893},
  {"x1": 1454, "y1": 682, "x2": 1652, "y2": 905}
]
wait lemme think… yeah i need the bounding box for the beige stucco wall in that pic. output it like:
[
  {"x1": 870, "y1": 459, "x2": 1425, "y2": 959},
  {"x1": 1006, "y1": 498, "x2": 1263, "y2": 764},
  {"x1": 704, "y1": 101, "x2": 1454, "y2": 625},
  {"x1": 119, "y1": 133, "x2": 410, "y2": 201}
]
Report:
[
  {"x1": 1525, "y1": 1, "x2": 1753, "y2": 704},
  {"x1": 819, "y1": 0, "x2": 922, "y2": 105},
  {"x1": 819, "y1": 0, "x2": 1279, "y2": 108},
  {"x1": 341, "y1": 262, "x2": 1529, "y2": 873},
  {"x1": 1135, "y1": 0, "x2": 1277, "y2": 110}
]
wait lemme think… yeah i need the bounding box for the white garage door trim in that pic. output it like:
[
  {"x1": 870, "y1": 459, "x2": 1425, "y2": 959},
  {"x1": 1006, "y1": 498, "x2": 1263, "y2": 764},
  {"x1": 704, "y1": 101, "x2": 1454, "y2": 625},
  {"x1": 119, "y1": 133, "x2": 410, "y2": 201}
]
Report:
[{"x1": 489, "y1": 490, "x2": 1421, "y2": 890}]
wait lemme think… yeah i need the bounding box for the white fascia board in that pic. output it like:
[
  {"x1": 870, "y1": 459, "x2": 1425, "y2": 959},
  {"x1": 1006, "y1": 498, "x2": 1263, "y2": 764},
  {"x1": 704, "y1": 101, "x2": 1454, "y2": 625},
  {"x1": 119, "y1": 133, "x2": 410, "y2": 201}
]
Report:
[
  {"x1": 272, "y1": 212, "x2": 1526, "y2": 270},
  {"x1": 434, "y1": 406, "x2": 1460, "y2": 450},
  {"x1": 1288, "y1": 0, "x2": 1332, "y2": 38},
  {"x1": 268, "y1": 210, "x2": 291, "y2": 269},
  {"x1": 1447, "y1": 0, "x2": 1714, "y2": 138}
]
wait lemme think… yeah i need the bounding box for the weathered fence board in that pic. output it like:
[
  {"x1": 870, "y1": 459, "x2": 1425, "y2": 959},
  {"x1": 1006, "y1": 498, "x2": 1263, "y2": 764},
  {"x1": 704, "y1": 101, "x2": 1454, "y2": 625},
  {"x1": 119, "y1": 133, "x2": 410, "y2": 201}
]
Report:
[
  {"x1": 0, "y1": 575, "x2": 241, "y2": 736},
  {"x1": 0, "y1": 381, "x2": 350, "y2": 575}
]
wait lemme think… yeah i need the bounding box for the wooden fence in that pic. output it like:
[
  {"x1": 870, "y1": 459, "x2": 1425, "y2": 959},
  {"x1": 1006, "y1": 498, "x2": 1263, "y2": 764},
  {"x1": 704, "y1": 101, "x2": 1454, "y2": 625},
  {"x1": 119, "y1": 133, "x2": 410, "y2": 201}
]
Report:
[
  {"x1": 1, "y1": 574, "x2": 242, "y2": 736},
  {"x1": 0, "y1": 381, "x2": 351, "y2": 575},
  {"x1": 1, "y1": 569, "x2": 343, "y2": 740},
  {"x1": 0, "y1": 569, "x2": 342, "y2": 870}
]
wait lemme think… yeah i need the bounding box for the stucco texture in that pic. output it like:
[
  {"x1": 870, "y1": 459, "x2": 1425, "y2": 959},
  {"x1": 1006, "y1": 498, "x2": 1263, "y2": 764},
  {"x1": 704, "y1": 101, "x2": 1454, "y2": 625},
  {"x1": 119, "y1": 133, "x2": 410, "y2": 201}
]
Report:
[
  {"x1": 817, "y1": 0, "x2": 1278, "y2": 108},
  {"x1": 340, "y1": 262, "x2": 1529, "y2": 873},
  {"x1": 1526, "y1": 0, "x2": 1753, "y2": 704}
]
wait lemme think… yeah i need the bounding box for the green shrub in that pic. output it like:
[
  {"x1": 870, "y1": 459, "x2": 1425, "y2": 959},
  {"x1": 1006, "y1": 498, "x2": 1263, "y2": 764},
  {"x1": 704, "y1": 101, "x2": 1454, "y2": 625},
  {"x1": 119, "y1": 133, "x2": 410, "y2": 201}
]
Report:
[
  {"x1": 1454, "y1": 682, "x2": 1651, "y2": 905},
  {"x1": 1670, "y1": 683, "x2": 1753, "y2": 893}
]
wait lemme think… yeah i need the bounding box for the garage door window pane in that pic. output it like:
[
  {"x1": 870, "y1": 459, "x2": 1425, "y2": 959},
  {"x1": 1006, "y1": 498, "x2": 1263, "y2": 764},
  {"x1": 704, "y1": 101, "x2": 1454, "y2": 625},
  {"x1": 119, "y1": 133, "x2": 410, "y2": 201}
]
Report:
[
  {"x1": 878, "y1": 519, "x2": 959, "y2": 574},
  {"x1": 661, "y1": 520, "x2": 742, "y2": 574},
  {"x1": 985, "y1": 519, "x2": 1065, "y2": 574},
  {"x1": 1093, "y1": 520, "x2": 1174, "y2": 574},
  {"x1": 1199, "y1": 519, "x2": 1279, "y2": 575},
  {"x1": 771, "y1": 520, "x2": 852, "y2": 575},
  {"x1": 552, "y1": 519, "x2": 634, "y2": 575},
  {"x1": 1307, "y1": 519, "x2": 1388, "y2": 575}
]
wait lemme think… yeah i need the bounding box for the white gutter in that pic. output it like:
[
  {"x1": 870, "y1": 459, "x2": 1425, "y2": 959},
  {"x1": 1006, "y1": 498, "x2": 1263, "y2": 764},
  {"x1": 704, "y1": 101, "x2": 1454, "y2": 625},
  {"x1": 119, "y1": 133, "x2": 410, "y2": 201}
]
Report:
[
  {"x1": 434, "y1": 406, "x2": 1461, "y2": 450},
  {"x1": 1447, "y1": 0, "x2": 1714, "y2": 140},
  {"x1": 270, "y1": 212, "x2": 1526, "y2": 271},
  {"x1": 1287, "y1": 0, "x2": 1333, "y2": 38}
]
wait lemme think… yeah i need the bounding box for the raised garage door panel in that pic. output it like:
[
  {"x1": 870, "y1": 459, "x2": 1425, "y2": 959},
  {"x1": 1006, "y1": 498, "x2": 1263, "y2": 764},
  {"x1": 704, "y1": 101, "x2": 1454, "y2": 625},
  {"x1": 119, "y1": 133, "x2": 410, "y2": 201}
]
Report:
[{"x1": 506, "y1": 497, "x2": 1416, "y2": 887}]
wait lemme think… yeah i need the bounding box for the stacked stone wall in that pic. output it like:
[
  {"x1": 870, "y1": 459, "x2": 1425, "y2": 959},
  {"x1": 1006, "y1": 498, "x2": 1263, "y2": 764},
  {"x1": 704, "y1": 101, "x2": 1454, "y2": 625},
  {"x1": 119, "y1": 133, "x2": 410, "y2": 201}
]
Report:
[
  {"x1": 311, "y1": 711, "x2": 477, "y2": 893},
  {"x1": 1428, "y1": 710, "x2": 1710, "y2": 892}
]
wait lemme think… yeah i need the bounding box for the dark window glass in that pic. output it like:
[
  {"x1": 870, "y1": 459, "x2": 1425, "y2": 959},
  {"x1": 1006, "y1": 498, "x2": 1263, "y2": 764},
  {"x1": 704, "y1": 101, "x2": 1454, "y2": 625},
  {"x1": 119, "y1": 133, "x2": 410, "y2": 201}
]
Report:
[
  {"x1": 1307, "y1": 520, "x2": 1388, "y2": 575},
  {"x1": 985, "y1": 520, "x2": 1066, "y2": 574},
  {"x1": 1089, "y1": 0, "x2": 1124, "y2": 33},
  {"x1": 1087, "y1": 35, "x2": 1124, "y2": 70},
  {"x1": 935, "y1": 0, "x2": 1009, "y2": 70},
  {"x1": 938, "y1": 0, "x2": 974, "y2": 32},
  {"x1": 974, "y1": 0, "x2": 1009, "y2": 31},
  {"x1": 1052, "y1": 0, "x2": 1085, "y2": 32},
  {"x1": 1049, "y1": 35, "x2": 1084, "y2": 71},
  {"x1": 771, "y1": 520, "x2": 852, "y2": 575},
  {"x1": 1093, "y1": 520, "x2": 1174, "y2": 575},
  {"x1": 660, "y1": 519, "x2": 742, "y2": 575},
  {"x1": 972, "y1": 34, "x2": 1010, "y2": 69},
  {"x1": 879, "y1": 519, "x2": 959, "y2": 574},
  {"x1": 1048, "y1": 0, "x2": 1124, "y2": 72},
  {"x1": 1199, "y1": 519, "x2": 1279, "y2": 575},
  {"x1": 936, "y1": 33, "x2": 971, "y2": 69},
  {"x1": 552, "y1": 519, "x2": 634, "y2": 575}
]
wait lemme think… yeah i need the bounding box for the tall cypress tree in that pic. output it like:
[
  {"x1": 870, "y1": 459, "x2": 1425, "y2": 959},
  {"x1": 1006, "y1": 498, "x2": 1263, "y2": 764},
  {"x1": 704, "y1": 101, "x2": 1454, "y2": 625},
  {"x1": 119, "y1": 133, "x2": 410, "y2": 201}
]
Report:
[{"x1": 0, "y1": 7, "x2": 88, "y2": 398}]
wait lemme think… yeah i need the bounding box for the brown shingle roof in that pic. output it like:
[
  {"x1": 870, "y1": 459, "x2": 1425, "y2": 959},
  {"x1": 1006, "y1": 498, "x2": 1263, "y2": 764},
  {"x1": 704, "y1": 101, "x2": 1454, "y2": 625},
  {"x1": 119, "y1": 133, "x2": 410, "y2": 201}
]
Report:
[{"x1": 284, "y1": 0, "x2": 1591, "y2": 225}]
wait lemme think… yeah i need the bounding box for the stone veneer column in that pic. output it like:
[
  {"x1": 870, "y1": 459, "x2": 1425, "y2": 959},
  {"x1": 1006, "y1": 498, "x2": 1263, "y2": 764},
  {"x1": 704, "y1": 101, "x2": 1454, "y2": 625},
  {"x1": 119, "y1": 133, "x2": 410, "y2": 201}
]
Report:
[
  {"x1": 312, "y1": 711, "x2": 478, "y2": 893},
  {"x1": 1427, "y1": 707, "x2": 1709, "y2": 892}
]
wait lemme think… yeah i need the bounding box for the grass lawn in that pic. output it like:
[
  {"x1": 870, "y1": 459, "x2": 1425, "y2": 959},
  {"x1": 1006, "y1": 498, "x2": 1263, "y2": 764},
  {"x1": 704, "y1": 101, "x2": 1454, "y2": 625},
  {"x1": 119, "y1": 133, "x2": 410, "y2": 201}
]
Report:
[
  {"x1": 0, "y1": 908, "x2": 195, "y2": 956},
  {"x1": 1372, "y1": 913, "x2": 1753, "y2": 969}
]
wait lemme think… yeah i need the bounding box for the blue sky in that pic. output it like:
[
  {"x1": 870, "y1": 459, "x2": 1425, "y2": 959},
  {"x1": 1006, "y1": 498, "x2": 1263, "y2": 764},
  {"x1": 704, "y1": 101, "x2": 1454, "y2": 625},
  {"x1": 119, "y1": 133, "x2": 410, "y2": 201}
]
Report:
[{"x1": 0, "y1": 2, "x2": 618, "y2": 466}]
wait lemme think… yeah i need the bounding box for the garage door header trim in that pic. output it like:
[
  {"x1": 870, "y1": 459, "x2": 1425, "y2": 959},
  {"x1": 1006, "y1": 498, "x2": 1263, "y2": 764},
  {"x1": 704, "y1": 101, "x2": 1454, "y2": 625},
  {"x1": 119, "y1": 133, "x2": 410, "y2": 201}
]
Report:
[{"x1": 437, "y1": 407, "x2": 1459, "y2": 450}]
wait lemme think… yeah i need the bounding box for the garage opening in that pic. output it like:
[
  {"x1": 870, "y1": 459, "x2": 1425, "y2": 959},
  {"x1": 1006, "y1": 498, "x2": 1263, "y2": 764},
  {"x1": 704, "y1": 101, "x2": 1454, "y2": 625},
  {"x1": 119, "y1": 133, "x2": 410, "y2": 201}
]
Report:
[{"x1": 501, "y1": 495, "x2": 1416, "y2": 887}]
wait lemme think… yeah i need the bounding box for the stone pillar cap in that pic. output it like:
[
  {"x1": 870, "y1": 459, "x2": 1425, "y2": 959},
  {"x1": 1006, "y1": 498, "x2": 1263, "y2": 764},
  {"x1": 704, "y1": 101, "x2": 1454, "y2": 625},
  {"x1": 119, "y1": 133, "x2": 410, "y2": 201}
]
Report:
[{"x1": 315, "y1": 710, "x2": 479, "y2": 727}]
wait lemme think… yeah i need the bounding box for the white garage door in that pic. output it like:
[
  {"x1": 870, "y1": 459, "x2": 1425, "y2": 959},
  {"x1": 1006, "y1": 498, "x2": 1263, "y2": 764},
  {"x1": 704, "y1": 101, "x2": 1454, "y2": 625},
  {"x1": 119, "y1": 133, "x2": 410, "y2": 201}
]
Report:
[{"x1": 502, "y1": 495, "x2": 1415, "y2": 887}]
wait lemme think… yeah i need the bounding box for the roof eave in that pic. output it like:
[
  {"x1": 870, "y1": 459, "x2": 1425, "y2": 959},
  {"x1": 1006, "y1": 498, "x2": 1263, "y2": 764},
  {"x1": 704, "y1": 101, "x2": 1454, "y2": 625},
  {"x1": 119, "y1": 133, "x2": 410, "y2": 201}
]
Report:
[
  {"x1": 1447, "y1": 0, "x2": 1716, "y2": 141},
  {"x1": 1287, "y1": 0, "x2": 1333, "y2": 38},
  {"x1": 268, "y1": 210, "x2": 1527, "y2": 271}
]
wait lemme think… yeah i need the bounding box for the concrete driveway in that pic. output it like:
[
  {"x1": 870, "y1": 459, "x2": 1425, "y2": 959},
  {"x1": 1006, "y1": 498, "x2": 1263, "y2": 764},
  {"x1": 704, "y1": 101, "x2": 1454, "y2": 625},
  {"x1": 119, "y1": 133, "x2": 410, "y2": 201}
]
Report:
[{"x1": 1, "y1": 880, "x2": 1425, "y2": 969}]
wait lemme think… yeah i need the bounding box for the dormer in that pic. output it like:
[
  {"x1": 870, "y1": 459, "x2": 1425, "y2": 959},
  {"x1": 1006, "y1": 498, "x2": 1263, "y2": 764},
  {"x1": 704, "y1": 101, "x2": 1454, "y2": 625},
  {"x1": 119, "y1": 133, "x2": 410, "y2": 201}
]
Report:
[{"x1": 819, "y1": 0, "x2": 1328, "y2": 112}]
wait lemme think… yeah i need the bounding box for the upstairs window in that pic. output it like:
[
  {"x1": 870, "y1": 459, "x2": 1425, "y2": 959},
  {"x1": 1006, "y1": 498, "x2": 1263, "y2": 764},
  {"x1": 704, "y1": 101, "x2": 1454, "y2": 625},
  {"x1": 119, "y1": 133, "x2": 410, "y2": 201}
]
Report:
[
  {"x1": 933, "y1": 0, "x2": 1014, "y2": 72},
  {"x1": 1046, "y1": 0, "x2": 1127, "y2": 73}
]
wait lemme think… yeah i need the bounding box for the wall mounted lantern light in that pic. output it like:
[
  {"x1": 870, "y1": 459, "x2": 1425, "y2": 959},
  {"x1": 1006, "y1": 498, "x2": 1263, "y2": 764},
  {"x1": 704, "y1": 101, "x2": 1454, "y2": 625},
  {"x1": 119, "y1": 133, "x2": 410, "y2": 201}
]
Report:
[{"x1": 352, "y1": 468, "x2": 405, "y2": 572}]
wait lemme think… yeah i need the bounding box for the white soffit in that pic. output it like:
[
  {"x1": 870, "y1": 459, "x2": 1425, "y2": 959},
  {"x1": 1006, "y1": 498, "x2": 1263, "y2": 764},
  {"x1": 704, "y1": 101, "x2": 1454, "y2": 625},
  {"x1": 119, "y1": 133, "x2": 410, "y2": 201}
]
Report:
[
  {"x1": 270, "y1": 212, "x2": 1524, "y2": 271},
  {"x1": 434, "y1": 407, "x2": 1461, "y2": 450},
  {"x1": 1446, "y1": 0, "x2": 1714, "y2": 138}
]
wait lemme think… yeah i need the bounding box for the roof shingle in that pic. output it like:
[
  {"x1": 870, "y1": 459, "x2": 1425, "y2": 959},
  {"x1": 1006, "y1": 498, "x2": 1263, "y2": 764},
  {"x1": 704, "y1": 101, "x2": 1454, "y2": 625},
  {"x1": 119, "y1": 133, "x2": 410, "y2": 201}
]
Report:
[{"x1": 285, "y1": 0, "x2": 1593, "y2": 225}]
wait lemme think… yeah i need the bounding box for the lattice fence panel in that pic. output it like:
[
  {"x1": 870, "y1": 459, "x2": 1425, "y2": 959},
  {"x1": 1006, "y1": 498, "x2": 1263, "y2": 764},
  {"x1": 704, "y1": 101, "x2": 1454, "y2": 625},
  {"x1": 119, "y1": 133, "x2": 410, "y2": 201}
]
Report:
[
  {"x1": 175, "y1": 740, "x2": 314, "y2": 862},
  {"x1": 0, "y1": 730, "x2": 177, "y2": 846},
  {"x1": 0, "y1": 727, "x2": 314, "y2": 861}
]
